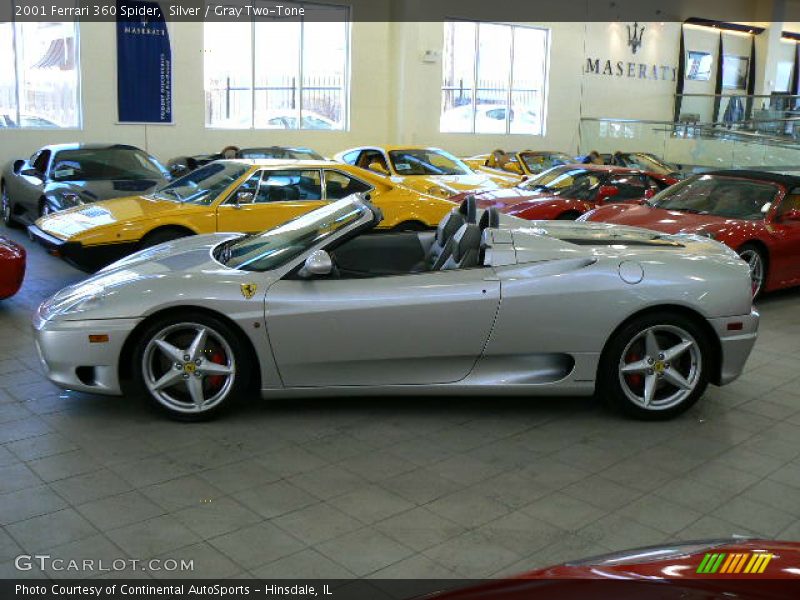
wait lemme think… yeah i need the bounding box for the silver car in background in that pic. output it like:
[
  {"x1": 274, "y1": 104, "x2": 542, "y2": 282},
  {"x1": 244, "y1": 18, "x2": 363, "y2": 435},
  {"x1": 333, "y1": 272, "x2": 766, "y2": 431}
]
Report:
[{"x1": 33, "y1": 195, "x2": 758, "y2": 421}]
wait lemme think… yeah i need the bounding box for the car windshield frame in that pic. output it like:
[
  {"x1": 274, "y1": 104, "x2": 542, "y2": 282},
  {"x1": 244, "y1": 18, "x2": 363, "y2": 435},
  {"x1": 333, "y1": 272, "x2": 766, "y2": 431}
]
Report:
[
  {"x1": 520, "y1": 166, "x2": 599, "y2": 196},
  {"x1": 624, "y1": 153, "x2": 674, "y2": 175},
  {"x1": 152, "y1": 162, "x2": 250, "y2": 205},
  {"x1": 216, "y1": 196, "x2": 369, "y2": 272},
  {"x1": 49, "y1": 148, "x2": 169, "y2": 182},
  {"x1": 387, "y1": 148, "x2": 471, "y2": 176},
  {"x1": 648, "y1": 174, "x2": 780, "y2": 220}
]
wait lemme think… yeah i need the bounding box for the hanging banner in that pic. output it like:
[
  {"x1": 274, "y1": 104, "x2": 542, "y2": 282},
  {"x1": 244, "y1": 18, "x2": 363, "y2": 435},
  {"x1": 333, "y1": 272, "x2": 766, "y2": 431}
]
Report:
[{"x1": 116, "y1": 0, "x2": 172, "y2": 123}]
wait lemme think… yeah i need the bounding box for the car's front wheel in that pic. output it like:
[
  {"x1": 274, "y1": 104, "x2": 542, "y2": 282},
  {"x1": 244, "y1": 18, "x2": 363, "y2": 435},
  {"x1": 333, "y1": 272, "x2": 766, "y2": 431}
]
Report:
[
  {"x1": 599, "y1": 312, "x2": 710, "y2": 420},
  {"x1": 131, "y1": 313, "x2": 252, "y2": 420},
  {"x1": 737, "y1": 244, "x2": 766, "y2": 299}
]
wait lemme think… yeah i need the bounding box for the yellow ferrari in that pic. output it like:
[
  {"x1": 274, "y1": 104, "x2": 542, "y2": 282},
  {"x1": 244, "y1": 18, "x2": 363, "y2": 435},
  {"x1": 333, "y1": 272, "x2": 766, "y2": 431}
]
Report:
[
  {"x1": 334, "y1": 145, "x2": 517, "y2": 198},
  {"x1": 464, "y1": 150, "x2": 575, "y2": 182},
  {"x1": 29, "y1": 159, "x2": 456, "y2": 270}
]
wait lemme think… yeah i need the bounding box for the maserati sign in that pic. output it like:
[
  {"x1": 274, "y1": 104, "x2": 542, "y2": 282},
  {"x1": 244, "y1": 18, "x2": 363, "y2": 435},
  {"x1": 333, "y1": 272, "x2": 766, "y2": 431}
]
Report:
[{"x1": 584, "y1": 22, "x2": 676, "y2": 82}]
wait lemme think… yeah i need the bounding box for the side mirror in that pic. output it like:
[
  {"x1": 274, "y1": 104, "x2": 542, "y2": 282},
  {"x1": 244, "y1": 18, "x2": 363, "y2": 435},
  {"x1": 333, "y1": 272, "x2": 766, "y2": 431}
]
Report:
[
  {"x1": 234, "y1": 191, "x2": 254, "y2": 207},
  {"x1": 21, "y1": 167, "x2": 41, "y2": 178},
  {"x1": 780, "y1": 208, "x2": 800, "y2": 222},
  {"x1": 597, "y1": 185, "x2": 619, "y2": 202},
  {"x1": 643, "y1": 188, "x2": 656, "y2": 200},
  {"x1": 368, "y1": 161, "x2": 389, "y2": 176},
  {"x1": 12, "y1": 159, "x2": 24, "y2": 174},
  {"x1": 298, "y1": 250, "x2": 333, "y2": 278}
]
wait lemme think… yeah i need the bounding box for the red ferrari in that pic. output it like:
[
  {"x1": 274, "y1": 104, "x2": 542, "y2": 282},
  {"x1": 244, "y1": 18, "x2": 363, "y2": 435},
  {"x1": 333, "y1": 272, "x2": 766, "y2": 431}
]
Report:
[
  {"x1": 582, "y1": 170, "x2": 800, "y2": 297},
  {"x1": 451, "y1": 164, "x2": 678, "y2": 221},
  {"x1": 424, "y1": 539, "x2": 800, "y2": 599},
  {"x1": 0, "y1": 235, "x2": 25, "y2": 299}
]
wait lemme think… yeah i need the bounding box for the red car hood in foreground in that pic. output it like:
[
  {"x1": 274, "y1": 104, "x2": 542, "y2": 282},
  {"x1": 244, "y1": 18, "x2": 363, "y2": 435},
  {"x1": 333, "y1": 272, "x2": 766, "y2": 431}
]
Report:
[
  {"x1": 423, "y1": 540, "x2": 800, "y2": 599},
  {"x1": 584, "y1": 203, "x2": 762, "y2": 237}
]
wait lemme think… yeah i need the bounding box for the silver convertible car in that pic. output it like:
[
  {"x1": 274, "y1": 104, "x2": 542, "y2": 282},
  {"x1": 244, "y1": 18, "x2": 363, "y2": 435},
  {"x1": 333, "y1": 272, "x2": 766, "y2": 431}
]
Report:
[{"x1": 33, "y1": 195, "x2": 758, "y2": 421}]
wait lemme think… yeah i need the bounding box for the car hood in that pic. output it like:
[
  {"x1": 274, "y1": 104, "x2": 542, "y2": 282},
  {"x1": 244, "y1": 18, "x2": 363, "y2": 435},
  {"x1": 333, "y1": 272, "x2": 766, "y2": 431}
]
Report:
[
  {"x1": 502, "y1": 215, "x2": 740, "y2": 263},
  {"x1": 36, "y1": 195, "x2": 189, "y2": 240},
  {"x1": 397, "y1": 173, "x2": 499, "y2": 195},
  {"x1": 45, "y1": 178, "x2": 167, "y2": 202},
  {"x1": 590, "y1": 204, "x2": 757, "y2": 236}
]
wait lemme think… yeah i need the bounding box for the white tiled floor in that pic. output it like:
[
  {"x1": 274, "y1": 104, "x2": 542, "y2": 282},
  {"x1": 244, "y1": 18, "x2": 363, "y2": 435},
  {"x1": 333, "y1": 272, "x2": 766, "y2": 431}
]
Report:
[{"x1": 1, "y1": 226, "x2": 799, "y2": 579}]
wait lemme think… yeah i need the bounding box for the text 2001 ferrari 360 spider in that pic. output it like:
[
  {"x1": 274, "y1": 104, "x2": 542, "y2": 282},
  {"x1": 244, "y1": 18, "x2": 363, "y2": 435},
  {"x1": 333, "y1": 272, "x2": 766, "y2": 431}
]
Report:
[{"x1": 33, "y1": 195, "x2": 757, "y2": 421}]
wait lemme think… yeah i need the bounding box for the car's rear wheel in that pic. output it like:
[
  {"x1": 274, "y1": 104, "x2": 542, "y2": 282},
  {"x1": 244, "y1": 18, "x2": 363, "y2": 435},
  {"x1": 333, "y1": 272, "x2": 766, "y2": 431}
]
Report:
[
  {"x1": 140, "y1": 228, "x2": 191, "y2": 249},
  {"x1": 131, "y1": 313, "x2": 252, "y2": 421},
  {"x1": 556, "y1": 211, "x2": 581, "y2": 220},
  {"x1": 392, "y1": 220, "x2": 428, "y2": 232},
  {"x1": 736, "y1": 244, "x2": 766, "y2": 299},
  {"x1": 2, "y1": 186, "x2": 14, "y2": 227},
  {"x1": 599, "y1": 312, "x2": 709, "y2": 420}
]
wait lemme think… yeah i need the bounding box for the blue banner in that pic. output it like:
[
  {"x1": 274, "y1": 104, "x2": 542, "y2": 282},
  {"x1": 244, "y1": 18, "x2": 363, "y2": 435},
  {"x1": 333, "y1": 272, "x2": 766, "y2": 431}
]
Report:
[{"x1": 116, "y1": 0, "x2": 172, "y2": 123}]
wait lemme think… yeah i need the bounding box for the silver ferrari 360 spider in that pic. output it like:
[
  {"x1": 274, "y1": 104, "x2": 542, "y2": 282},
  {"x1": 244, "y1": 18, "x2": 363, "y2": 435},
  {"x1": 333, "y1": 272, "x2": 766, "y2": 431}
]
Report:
[{"x1": 33, "y1": 194, "x2": 758, "y2": 420}]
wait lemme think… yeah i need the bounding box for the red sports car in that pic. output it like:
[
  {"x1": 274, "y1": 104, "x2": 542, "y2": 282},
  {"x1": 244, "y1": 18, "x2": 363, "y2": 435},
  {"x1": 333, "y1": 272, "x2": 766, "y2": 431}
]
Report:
[
  {"x1": 451, "y1": 164, "x2": 677, "y2": 221},
  {"x1": 0, "y1": 235, "x2": 25, "y2": 299},
  {"x1": 582, "y1": 170, "x2": 800, "y2": 297},
  {"x1": 424, "y1": 539, "x2": 800, "y2": 599}
]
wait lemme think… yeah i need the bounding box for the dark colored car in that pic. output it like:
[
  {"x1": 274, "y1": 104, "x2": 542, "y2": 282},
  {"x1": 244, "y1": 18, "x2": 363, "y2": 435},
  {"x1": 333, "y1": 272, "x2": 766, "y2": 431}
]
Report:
[
  {"x1": 0, "y1": 235, "x2": 25, "y2": 299},
  {"x1": 582, "y1": 170, "x2": 800, "y2": 297},
  {"x1": 425, "y1": 539, "x2": 800, "y2": 599},
  {"x1": 1, "y1": 143, "x2": 170, "y2": 226},
  {"x1": 167, "y1": 146, "x2": 324, "y2": 177},
  {"x1": 452, "y1": 164, "x2": 677, "y2": 221}
]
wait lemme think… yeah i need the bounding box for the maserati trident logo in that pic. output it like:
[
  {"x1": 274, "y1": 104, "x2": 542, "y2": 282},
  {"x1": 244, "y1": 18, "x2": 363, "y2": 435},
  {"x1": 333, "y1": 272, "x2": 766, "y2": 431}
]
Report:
[{"x1": 627, "y1": 22, "x2": 645, "y2": 54}]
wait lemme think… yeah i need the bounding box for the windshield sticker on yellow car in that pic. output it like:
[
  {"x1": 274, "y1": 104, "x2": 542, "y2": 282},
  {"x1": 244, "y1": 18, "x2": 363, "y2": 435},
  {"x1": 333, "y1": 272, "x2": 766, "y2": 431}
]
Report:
[{"x1": 240, "y1": 283, "x2": 258, "y2": 299}]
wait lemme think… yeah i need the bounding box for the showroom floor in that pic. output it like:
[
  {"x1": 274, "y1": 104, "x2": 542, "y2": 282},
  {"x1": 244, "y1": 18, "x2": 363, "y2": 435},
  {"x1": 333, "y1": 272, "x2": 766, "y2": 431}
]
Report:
[{"x1": 1, "y1": 226, "x2": 800, "y2": 581}]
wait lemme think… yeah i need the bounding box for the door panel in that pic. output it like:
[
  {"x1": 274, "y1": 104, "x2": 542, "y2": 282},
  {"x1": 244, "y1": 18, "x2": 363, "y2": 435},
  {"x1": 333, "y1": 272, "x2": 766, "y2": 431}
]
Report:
[{"x1": 265, "y1": 269, "x2": 501, "y2": 387}]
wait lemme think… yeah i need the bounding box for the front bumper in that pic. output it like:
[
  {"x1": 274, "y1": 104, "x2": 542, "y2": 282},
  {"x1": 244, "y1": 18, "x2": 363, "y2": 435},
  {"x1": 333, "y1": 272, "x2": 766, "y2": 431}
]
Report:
[
  {"x1": 27, "y1": 225, "x2": 137, "y2": 271},
  {"x1": 32, "y1": 313, "x2": 141, "y2": 395},
  {"x1": 709, "y1": 308, "x2": 759, "y2": 386}
]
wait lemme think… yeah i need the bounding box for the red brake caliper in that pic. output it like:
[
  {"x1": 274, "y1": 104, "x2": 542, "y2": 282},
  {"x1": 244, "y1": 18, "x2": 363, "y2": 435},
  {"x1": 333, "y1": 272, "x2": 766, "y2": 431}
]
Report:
[
  {"x1": 625, "y1": 351, "x2": 644, "y2": 389},
  {"x1": 207, "y1": 351, "x2": 226, "y2": 391}
]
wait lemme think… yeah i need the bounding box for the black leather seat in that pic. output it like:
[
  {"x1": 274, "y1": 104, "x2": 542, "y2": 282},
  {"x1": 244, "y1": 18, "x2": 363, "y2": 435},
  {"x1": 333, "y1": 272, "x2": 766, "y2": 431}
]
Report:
[
  {"x1": 424, "y1": 196, "x2": 477, "y2": 270},
  {"x1": 439, "y1": 222, "x2": 482, "y2": 270}
]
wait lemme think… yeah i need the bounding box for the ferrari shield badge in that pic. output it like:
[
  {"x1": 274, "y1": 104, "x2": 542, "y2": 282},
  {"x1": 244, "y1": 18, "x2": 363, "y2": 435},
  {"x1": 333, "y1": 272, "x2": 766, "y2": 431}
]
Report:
[{"x1": 240, "y1": 283, "x2": 258, "y2": 299}]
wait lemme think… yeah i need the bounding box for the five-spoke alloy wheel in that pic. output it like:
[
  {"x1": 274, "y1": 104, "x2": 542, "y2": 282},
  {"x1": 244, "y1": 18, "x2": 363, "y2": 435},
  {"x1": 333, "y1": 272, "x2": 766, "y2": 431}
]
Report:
[
  {"x1": 600, "y1": 312, "x2": 710, "y2": 419},
  {"x1": 737, "y1": 244, "x2": 766, "y2": 299},
  {"x1": 132, "y1": 313, "x2": 251, "y2": 420}
]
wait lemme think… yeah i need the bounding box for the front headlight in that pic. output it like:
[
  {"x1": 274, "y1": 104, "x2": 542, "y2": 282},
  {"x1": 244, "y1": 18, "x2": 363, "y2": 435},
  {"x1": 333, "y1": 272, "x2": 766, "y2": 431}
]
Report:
[
  {"x1": 426, "y1": 185, "x2": 454, "y2": 198},
  {"x1": 38, "y1": 284, "x2": 106, "y2": 320}
]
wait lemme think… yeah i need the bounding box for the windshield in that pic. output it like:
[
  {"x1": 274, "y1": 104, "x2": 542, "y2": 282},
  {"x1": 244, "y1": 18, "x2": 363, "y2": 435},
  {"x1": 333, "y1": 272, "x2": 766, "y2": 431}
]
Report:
[
  {"x1": 388, "y1": 149, "x2": 471, "y2": 176},
  {"x1": 520, "y1": 167, "x2": 600, "y2": 197},
  {"x1": 217, "y1": 197, "x2": 368, "y2": 272},
  {"x1": 624, "y1": 154, "x2": 674, "y2": 175},
  {"x1": 650, "y1": 175, "x2": 778, "y2": 220},
  {"x1": 154, "y1": 162, "x2": 249, "y2": 205},
  {"x1": 238, "y1": 147, "x2": 323, "y2": 160},
  {"x1": 50, "y1": 148, "x2": 167, "y2": 181},
  {"x1": 519, "y1": 152, "x2": 573, "y2": 172}
]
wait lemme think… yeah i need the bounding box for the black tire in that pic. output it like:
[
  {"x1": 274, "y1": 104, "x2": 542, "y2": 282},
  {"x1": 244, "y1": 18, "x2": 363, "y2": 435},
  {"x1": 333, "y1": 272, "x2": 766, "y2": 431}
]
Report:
[
  {"x1": 2, "y1": 185, "x2": 15, "y2": 227},
  {"x1": 140, "y1": 228, "x2": 191, "y2": 249},
  {"x1": 392, "y1": 220, "x2": 429, "y2": 232},
  {"x1": 598, "y1": 311, "x2": 711, "y2": 420},
  {"x1": 130, "y1": 311, "x2": 253, "y2": 421},
  {"x1": 736, "y1": 243, "x2": 767, "y2": 300},
  {"x1": 556, "y1": 211, "x2": 581, "y2": 220}
]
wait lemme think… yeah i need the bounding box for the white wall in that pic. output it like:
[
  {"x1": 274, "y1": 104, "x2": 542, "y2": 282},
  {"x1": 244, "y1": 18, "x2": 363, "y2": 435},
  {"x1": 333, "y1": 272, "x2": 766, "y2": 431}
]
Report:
[{"x1": 0, "y1": 7, "x2": 789, "y2": 167}]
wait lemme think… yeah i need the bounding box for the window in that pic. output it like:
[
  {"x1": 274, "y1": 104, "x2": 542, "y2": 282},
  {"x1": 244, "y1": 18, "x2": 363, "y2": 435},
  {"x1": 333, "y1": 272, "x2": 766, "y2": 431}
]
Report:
[
  {"x1": 204, "y1": 1, "x2": 350, "y2": 130},
  {"x1": 325, "y1": 171, "x2": 371, "y2": 199},
  {"x1": 0, "y1": 21, "x2": 80, "y2": 128},
  {"x1": 441, "y1": 21, "x2": 548, "y2": 135}
]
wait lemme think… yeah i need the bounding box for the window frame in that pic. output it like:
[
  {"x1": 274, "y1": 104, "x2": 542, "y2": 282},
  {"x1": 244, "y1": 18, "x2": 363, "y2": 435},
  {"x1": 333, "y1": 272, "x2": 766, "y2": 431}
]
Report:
[
  {"x1": 440, "y1": 19, "x2": 550, "y2": 136},
  {"x1": 204, "y1": 1, "x2": 351, "y2": 131},
  {"x1": 2, "y1": 20, "x2": 82, "y2": 130}
]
